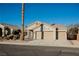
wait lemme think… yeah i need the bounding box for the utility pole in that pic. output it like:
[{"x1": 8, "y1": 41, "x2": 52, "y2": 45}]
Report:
[{"x1": 20, "y1": 3, "x2": 24, "y2": 40}]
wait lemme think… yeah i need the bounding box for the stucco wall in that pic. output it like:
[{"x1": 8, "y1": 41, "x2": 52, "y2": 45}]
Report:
[{"x1": 36, "y1": 31, "x2": 41, "y2": 39}]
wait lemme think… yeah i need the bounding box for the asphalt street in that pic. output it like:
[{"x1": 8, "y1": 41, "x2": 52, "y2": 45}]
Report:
[{"x1": 0, "y1": 44, "x2": 79, "y2": 56}]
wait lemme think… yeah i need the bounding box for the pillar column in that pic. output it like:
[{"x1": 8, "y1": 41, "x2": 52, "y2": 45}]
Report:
[
  {"x1": 11, "y1": 29, "x2": 13, "y2": 34},
  {"x1": 53, "y1": 28, "x2": 56, "y2": 40},
  {"x1": 65, "y1": 31, "x2": 67, "y2": 40},
  {"x1": 2, "y1": 27, "x2": 4, "y2": 37},
  {"x1": 33, "y1": 31, "x2": 35, "y2": 39}
]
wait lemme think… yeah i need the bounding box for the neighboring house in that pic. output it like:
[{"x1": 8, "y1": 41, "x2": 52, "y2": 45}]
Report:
[
  {"x1": 6, "y1": 25, "x2": 18, "y2": 34},
  {"x1": 0, "y1": 24, "x2": 5, "y2": 37},
  {"x1": 0, "y1": 23, "x2": 18, "y2": 37},
  {"x1": 25, "y1": 21, "x2": 67, "y2": 41}
]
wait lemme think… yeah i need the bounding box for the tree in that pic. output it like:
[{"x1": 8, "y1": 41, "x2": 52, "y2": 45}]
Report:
[{"x1": 67, "y1": 24, "x2": 79, "y2": 40}]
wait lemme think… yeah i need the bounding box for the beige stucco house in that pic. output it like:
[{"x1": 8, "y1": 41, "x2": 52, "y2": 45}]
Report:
[
  {"x1": 0, "y1": 23, "x2": 18, "y2": 37},
  {"x1": 0, "y1": 24, "x2": 5, "y2": 37},
  {"x1": 25, "y1": 21, "x2": 67, "y2": 41}
]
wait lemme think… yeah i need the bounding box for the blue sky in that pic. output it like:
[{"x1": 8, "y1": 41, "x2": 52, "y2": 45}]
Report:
[{"x1": 0, "y1": 3, "x2": 79, "y2": 27}]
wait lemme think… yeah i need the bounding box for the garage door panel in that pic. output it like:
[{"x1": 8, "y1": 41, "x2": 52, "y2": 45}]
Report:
[
  {"x1": 58, "y1": 32, "x2": 66, "y2": 39},
  {"x1": 44, "y1": 32, "x2": 53, "y2": 40},
  {"x1": 36, "y1": 31, "x2": 54, "y2": 40},
  {"x1": 37, "y1": 32, "x2": 41, "y2": 39}
]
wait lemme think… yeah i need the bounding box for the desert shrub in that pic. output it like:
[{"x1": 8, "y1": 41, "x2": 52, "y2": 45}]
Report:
[
  {"x1": 12, "y1": 29, "x2": 21, "y2": 40},
  {"x1": 67, "y1": 24, "x2": 79, "y2": 40}
]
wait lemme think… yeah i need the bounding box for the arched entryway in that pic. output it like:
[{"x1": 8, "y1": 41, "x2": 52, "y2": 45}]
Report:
[{"x1": 0, "y1": 28, "x2": 2, "y2": 37}]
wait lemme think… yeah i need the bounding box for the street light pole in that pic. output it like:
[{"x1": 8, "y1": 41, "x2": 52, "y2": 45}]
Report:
[{"x1": 20, "y1": 3, "x2": 24, "y2": 40}]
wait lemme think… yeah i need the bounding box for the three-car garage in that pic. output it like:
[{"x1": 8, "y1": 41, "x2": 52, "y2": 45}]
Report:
[{"x1": 36, "y1": 31, "x2": 54, "y2": 40}]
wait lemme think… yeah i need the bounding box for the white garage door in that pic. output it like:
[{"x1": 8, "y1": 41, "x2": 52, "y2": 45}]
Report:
[
  {"x1": 58, "y1": 31, "x2": 66, "y2": 40},
  {"x1": 36, "y1": 32, "x2": 41, "y2": 39},
  {"x1": 44, "y1": 31, "x2": 53, "y2": 40}
]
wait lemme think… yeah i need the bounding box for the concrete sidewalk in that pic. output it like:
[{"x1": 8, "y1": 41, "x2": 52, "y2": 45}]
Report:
[{"x1": 0, "y1": 39, "x2": 79, "y2": 48}]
